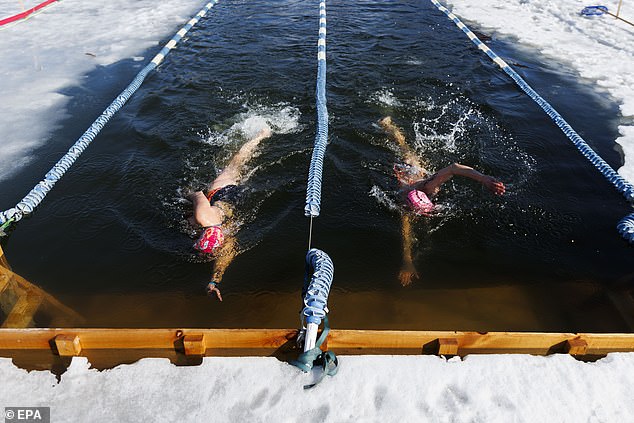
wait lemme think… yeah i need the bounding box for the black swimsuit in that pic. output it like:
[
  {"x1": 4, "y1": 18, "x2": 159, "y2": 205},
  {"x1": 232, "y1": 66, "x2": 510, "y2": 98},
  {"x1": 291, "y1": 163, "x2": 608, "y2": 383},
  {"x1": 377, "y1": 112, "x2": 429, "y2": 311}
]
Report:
[{"x1": 207, "y1": 184, "x2": 242, "y2": 205}]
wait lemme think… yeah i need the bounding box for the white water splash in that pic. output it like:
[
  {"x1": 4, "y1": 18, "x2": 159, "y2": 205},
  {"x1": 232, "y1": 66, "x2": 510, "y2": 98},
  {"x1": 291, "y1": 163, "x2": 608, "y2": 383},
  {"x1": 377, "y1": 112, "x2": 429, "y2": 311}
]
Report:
[
  {"x1": 413, "y1": 104, "x2": 480, "y2": 153},
  {"x1": 369, "y1": 185, "x2": 401, "y2": 213},
  {"x1": 369, "y1": 88, "x2": 403, "y2": 107},
  {"x1": 203, "y1": 103, "x2": 302, "y2": 146}
]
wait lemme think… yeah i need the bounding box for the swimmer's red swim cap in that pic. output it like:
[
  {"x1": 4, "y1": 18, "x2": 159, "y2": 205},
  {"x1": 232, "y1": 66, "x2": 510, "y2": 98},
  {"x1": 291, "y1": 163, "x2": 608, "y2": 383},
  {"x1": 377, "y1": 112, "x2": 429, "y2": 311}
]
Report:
[
  {"x1": 194, "y1": 226, "x2": 224, "y2": 254},
  {"x1": 407, "y1": 189, "x2": 434, "y2": 215}
]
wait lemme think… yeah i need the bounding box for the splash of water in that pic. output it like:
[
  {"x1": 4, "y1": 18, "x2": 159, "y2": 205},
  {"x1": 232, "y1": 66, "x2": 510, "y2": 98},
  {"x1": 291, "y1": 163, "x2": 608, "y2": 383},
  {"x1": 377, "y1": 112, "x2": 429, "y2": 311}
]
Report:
[
  {"x1": 368, "y1": 88, "x2": 403, "y2": 107},
  {"x1": 369, "y1": 185, "x2": 401, "y2": 213},
  {"x1": 202, "y1": 103, "x2": 302, "y2": 146},
  {"x1": 413, "y1": 101, "x2": 480, "y2": 153}
]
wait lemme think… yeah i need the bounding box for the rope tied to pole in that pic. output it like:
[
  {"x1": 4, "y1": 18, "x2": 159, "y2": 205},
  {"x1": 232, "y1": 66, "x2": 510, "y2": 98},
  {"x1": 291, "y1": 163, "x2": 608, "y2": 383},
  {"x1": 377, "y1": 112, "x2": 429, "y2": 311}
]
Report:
[{"x1": 430, "y1": 0, "x2": 634, "y2": 243}]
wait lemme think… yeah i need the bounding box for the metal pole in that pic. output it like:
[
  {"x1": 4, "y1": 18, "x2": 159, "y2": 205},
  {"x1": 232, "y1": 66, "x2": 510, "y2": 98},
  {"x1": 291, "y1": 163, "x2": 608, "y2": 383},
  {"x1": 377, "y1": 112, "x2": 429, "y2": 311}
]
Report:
[{"x1": 616, "y1": 0, "x2": 623, "y2": 18}]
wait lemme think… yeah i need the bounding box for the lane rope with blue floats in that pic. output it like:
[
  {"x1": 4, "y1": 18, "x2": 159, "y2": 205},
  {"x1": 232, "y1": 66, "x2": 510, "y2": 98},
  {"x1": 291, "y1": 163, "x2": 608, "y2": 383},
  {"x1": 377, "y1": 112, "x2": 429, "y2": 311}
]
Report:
[
  {"x1": 0, "y1": 1, "x2": 219, "y2": 236},
  {"x1": 292, "y1": 0, "x2": 338, "y2": 387},
  {"x1": 429, "y1": 0, "x2": 634, "y2": 244}
]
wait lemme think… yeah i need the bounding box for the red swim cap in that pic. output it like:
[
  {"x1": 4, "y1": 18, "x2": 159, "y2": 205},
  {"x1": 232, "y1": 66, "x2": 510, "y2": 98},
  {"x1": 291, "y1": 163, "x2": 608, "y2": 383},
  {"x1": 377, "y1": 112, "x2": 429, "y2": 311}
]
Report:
[{"x1": 194, "y1": 226, "x2": 224, "y2": 254}]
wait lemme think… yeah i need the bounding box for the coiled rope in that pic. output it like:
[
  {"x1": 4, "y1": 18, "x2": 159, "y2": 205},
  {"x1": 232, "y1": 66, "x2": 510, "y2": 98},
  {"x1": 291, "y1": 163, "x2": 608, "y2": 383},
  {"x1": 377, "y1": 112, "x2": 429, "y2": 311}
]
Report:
[
  {"x1": 292, "y1": 248, "x2": 338, "y2": 388},
  {"x1": 304, "y1": 0, "x2": 328, "y2": 219},
  {"x1": 301, "y1": 248, "x2": 335, "y2": 328},
  {"x1": 0, "y1": 1, "x2": 219, "y2": 234},
  {"x1": 429, "y1": 0, "x2": 634, "y2": 244}
]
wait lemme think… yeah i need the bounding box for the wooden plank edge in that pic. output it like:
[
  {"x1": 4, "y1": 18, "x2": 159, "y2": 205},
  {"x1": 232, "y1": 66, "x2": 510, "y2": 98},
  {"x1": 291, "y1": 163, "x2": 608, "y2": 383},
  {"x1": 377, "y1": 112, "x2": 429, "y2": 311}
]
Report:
[{"x1": 0, "y1": 329, "x2": 633, "y2": 356}]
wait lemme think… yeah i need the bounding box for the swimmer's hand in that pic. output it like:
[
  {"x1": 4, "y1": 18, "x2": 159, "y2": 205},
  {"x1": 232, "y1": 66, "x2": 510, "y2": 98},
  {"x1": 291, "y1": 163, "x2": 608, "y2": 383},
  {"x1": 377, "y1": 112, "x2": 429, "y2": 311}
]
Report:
[
  {"x1": 207, "y1": 281, "x2": 223, "y2": 301},
  {"x1": 399, "y1": 262, "x2": 419, "y2": 287},
  {"x1": 482, "y1": 176, "x2": 505, "y2": 196}
]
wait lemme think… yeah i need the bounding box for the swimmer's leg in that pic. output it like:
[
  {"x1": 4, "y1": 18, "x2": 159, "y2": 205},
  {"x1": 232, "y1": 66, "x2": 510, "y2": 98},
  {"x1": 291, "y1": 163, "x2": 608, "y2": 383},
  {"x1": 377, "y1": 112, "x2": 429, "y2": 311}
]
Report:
[
  {"x1": 209, "y1": 126, "x2": 273, "y2": 190},
  {"x1": 188, "y1": 126, "x2": 272, "y2": 227},
  {"x1": 379, "y1": 116, "x2": 428, "y2": 174}
]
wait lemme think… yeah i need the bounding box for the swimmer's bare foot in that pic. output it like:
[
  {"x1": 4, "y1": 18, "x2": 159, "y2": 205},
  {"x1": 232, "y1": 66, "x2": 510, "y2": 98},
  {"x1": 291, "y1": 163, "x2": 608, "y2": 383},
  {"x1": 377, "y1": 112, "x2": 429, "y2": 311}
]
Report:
[
  {"x1": 255, "y1": 125, "x2": 272, "y2": 140},
  {"x1": 398, "y1": 262, "x2": 419, "y2": 287},
  {"x1": 207, "y1": 281, "x2": 223, "y2": 301},
  {"x1": 378, "y1": 116, "x2": 393, "y2": 130}
]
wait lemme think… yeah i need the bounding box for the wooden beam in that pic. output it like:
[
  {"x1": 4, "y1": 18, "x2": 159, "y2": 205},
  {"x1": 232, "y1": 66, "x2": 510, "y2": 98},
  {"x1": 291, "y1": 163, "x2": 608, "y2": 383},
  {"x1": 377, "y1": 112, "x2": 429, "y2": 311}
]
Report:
[
  {"x1": 183, "y1": 334, "x2": 206, "y2": 355},
  {"x1": 9, "y1": 269, "x2": 83, "y2": 324},
  {"x1": 565, "y1": 338, "x2": 588, "y2": 356},
  {"x1": 0, "y1": 272, "x2": 11, "y2": 296},
  {"x1": 54, "y1": 335, "x2": 82, "y2": 356},
  {"x1": 0, "y1": 245, "x2": 10, "y2": 271},
  {"x1": 438, "y1": 338, "x2": 459, "y2": 355},
  {"x1": 0, "y1": 263, "x2": 83, "y2": 327},
  {"x1": 1, "y1": 294, "x2": 43, "y2": 328},
  {"x1": 0, "y1": 329, "x2": 633, "y2": 356}
]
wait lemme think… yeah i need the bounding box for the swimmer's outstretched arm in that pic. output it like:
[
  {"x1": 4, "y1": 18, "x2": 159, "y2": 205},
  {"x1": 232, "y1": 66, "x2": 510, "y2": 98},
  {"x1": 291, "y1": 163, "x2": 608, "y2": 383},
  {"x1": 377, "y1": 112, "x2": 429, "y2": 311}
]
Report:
[
  {"x1": 411, "y1": 163, "x2": 506, "y2": 196},
  {"x1": 206, "y1": 236, "x2": 239, "y2": 301},
  {"x1": 399, "y1": 213, "x2": 418, "y2": 286}
]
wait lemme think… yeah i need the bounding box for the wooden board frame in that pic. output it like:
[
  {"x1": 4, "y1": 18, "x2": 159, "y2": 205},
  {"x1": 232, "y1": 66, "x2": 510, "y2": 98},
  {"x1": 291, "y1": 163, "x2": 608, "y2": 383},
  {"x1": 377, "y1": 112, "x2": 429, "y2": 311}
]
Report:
[
  {"x1": 0, "y1": 328, "x2": 633, "y2": 357},
  {"x1": 2, "y1": 247, "x2": 633, "y2": 361}
]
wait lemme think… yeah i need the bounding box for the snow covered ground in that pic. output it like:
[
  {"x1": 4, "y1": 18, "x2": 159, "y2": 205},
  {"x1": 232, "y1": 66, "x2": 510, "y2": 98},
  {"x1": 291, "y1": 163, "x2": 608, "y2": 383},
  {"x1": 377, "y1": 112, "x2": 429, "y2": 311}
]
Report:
[
  {"x1": 0, "y1": 0, "x2": 208, "y2": 182},
  {"x1": 1, "y1": 354, "x2": 634, "y2": 422},
  {"x1": 1, "y1": 0, "x2": 634, "y2": 421},
  {"x1": 447, "y1": 0, "x2": 634, "y2": 182}
]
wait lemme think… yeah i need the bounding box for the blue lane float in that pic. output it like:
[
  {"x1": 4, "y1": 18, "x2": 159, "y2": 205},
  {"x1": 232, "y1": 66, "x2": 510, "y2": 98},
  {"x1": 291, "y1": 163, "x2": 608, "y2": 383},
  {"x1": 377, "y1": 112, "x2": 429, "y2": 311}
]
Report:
[
  {"x1": 293, "y1": 2, "x2": 338, "y2": 388},
  {"x1": 618, "y1": 213, "x2": 634, "y2": 243},
  {"x1": 0, "y1": 1, "x2": 219, "y2": 234},
  {"x1": 304, "y1": 1, "x2": 329, "y2": 218},
  {"x1": 429, "y1": 0, "x2": 634, "y2": 244},
  {"x1": 301, "y1": 248, "x2": 334, "y2": 333}
]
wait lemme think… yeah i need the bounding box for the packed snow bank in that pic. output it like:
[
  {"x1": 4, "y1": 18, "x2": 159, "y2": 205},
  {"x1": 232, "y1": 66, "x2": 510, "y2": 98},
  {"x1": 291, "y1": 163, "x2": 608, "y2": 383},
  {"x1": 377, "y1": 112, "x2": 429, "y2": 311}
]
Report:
[
  {"x1": 0, "y1": 0, "x2": 207, "y2": 181},
  {"x1": 1, "y1": 353, "x2": 633, "y2": 422},
  {"x1": 448, "y1": 0, "x2": 634, "y2": 182}
]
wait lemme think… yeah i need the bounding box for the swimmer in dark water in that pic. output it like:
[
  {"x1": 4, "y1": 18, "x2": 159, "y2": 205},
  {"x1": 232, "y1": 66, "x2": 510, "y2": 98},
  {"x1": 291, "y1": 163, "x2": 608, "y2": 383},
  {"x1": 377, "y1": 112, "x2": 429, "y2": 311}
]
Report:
[
  {"x1": 188, "y1": 126, "x2": 272, "y2": 300},
  {"x1": 378, "y1": 117, "x2": 505, "y2": 286}
]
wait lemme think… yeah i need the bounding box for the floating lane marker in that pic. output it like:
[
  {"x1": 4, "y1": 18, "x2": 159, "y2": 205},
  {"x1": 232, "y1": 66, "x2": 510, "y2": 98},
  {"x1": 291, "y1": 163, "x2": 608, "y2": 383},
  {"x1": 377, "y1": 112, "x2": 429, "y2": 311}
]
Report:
[
  {"x1": 429, "y1": 0, "x2": 634, "y2": 244},
  {"x1": 0, "y1": 1, "x2": 219, "y2": 231},
  {"x1": 305, "y1": 1, "x2": 329, "y2": 217}
]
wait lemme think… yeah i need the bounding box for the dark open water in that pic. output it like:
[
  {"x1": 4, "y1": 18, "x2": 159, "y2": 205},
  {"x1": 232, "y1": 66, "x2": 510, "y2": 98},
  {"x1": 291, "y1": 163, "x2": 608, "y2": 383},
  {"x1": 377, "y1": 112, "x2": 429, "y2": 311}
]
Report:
[{"x1": 1, "y1": 0, "x2": 632, "y2": 331}]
